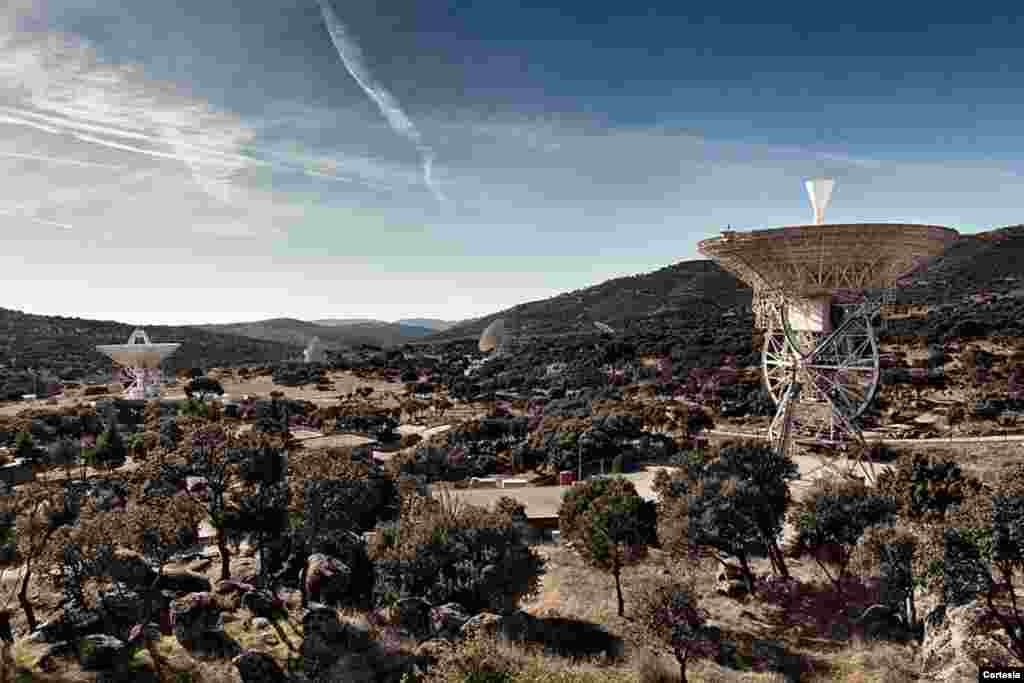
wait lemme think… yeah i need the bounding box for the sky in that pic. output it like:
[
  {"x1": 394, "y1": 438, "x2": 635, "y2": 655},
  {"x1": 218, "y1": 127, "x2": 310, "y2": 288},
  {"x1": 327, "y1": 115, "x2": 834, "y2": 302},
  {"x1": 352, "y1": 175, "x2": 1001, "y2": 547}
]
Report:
[{"x1": 2, "y1": 2, "x2": 1023, "y2": 326}]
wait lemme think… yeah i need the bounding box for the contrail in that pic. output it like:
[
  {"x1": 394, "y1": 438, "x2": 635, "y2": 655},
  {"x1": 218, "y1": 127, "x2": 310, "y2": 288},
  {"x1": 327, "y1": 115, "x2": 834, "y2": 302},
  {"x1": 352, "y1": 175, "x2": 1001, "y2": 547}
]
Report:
[
  {"x1": 0, "y1": 150, "x2": 123, "y2": 169},
  {"x1": 317, "y1": 0, "x2": 446, "y2": 203}
]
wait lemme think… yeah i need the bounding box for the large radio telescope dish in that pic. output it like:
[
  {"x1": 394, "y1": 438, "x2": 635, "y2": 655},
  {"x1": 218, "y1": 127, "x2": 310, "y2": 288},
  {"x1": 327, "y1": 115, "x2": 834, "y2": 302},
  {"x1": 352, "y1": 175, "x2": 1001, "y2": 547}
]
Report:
[
  {"x1": 698, "y1": 179, "x2": 959, "y2": 480},
  {"x1": 95, "y1": 328, "x2": 181, "y2": 400}
]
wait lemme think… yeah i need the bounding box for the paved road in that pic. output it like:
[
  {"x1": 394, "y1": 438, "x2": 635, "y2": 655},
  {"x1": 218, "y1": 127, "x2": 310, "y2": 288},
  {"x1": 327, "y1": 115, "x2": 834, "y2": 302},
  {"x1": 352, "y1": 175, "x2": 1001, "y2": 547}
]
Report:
[
  {"x1": 709, "y1": 428, "x2": 1024, "y2": 446},
  {"x1": 431, "y1": 453, "x2": 892, "y2": 521}
]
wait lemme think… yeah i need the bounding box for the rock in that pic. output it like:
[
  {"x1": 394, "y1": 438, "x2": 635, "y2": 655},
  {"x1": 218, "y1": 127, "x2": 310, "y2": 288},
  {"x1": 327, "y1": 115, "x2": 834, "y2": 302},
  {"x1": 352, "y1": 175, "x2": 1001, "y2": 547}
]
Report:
[
  {"x1": 716, "y1": 579, "x2": 749, "y2": 599},
  {"x1": 159, "y1": 567, "x2": 212, "y2": 594},
  {"x1": 854, "y1": 604, "x2": 910, "y2": 641},
  {"x1": 77, "y1": 634, "x2": 129, "y2": 671},
  {"x1": 172, "y1": 592, "x2": 230, "y2": 655},
  {"x1": 429, "y1": 602, "x2": 471, "y2": 640},
  {"x1": 241, "y1": 589, "x2": 284, "y2": 619},
  {"x1": 414, "y1": 638, "x2": 454, "y2": 663},
  {"x1": 460, "y1": 612, "x2": 503, "y2": 639},
  {"x1": 917, "y1": 601, "x2": 1012, "y2": 682},
  {"x1": 32, "y1": 605, "x2": 105, "y2": 644},
  {"x1": 233, "y1": 650, "x2": 288, "y2": 683},
  {"x1": 108, "y1": 548, "x2": 158, "y2": 588},
  {"x1": 305, "y1": 553, "x2": 351, "y2": 606},
  {"x1": 393, "y1": 597, "x2": 433, "y2": 641}
]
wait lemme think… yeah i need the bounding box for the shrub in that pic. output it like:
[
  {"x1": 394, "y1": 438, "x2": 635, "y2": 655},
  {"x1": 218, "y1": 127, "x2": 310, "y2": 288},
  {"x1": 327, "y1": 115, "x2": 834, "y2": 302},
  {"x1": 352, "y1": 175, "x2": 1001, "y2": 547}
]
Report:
[
  {"x1": 875, "y1": 452, "x2": 985, "y2": 522},
  {"x1": 788, "y1": 476, "x2": 897, "y2": 599},
  {"x1": 633, "y1": 578, "x2": 716, "y2": 683},
  {"x1": 369, "y1": 490, "x2": 545, "y2": 614}
]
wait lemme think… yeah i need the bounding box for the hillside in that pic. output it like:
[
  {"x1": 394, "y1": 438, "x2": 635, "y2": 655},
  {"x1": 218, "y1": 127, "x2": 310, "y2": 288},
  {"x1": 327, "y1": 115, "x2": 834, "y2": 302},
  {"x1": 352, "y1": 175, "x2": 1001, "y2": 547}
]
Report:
[
  {"x1": 428, "y1": 224, "x2": 1024, "y2": 345},
  {"x1": 198, "y1": 318, "x2": 437, "y2": 351},
  {"x1": 314, "y1": 317, "x2": 459, "y2": 332},
  {"x1": 429, "y1": 260, "x2": 750, "y2": 344},
  {"x1": 0, "y1": 307, "x2": 301, "y2": 390}
]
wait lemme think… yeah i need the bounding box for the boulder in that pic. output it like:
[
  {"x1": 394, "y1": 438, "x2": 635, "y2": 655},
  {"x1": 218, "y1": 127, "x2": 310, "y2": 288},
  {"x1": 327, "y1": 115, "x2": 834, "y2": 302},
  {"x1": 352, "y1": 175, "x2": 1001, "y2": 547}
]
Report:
[
  {"x1": 233, "y1": 650, "x2": 288, "y2": 683},
  {"x1": 305, "y1": 553, "x2": 351, "y2": 606},
  {"x1": 429, "y1": 602, "x2": 471, "y2": 640},
  {"x1": 917, "y1": 601, "x2": 1015, "y2": 682},
  {"x1": 77, "y1": 634, "x2": 128, "y2": 671}
]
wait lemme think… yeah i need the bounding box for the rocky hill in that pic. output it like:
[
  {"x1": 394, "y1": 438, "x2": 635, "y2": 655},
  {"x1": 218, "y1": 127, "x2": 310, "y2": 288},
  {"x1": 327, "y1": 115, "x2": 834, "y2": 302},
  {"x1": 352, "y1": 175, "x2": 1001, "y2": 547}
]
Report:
[
  {"x1": 428, "y1": 224, "x2": 1024, "y2": 347},
  {"x1": 199, "y1": 318, "x2": 436, "y2": 351}
]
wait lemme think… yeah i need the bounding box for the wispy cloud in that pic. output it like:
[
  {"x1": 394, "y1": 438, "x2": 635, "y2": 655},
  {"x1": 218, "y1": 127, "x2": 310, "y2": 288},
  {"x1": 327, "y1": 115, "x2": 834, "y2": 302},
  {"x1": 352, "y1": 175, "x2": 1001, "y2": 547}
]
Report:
[{"x1": 317, "y1": 0, "x2": 446, "y2": 204}]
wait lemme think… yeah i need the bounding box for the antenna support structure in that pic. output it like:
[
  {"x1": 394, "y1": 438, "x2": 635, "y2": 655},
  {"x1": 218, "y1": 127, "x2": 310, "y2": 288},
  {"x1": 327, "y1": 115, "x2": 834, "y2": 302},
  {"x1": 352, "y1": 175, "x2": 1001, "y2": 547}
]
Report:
[
  {"x1": 95, "y1": 328, "x2": 182, "y2": 400},
  {"x1": 698, "y1": 178, "x2": 958, "y2": 481}
]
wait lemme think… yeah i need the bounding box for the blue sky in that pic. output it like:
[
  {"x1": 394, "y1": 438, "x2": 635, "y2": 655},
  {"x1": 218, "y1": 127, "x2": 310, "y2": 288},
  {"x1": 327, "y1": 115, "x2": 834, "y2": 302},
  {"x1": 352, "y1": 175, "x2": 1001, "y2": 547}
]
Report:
[{"x1": 1, "y1": 1, "x2": 1022, "y2": 326}]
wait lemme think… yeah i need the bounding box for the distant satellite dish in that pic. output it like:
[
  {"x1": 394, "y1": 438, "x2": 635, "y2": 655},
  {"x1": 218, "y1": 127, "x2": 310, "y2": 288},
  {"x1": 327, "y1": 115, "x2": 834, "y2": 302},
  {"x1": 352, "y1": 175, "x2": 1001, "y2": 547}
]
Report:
[
  {"x1": 479, "y1": 318, "x2": 506, "y2": 353},
  {"x1": 303, "y1": 336, "x2": 325, "y2": 363},
  {"x1": 594, "y1": 321, "x2": 615, "y2": 336}
]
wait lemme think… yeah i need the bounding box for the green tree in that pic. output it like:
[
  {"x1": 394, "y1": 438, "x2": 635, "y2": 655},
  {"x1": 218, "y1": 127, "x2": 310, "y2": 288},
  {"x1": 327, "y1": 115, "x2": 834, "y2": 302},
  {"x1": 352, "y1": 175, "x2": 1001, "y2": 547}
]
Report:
[
  {"x1": 13, "y1": 431, "x2": 34, "y2": 460},
  {"x1": 91, "y1": 422, "x2": 127, "y2": 470},
  {"x1": 788, "y1": 476, "x2": 897, "y2": 601},
  {"x1": 708, "y1": 439, "x2": 798, "y2": 578},
  {"x1": 558, "y1": 477, "x2": 656, "y2": 617}
]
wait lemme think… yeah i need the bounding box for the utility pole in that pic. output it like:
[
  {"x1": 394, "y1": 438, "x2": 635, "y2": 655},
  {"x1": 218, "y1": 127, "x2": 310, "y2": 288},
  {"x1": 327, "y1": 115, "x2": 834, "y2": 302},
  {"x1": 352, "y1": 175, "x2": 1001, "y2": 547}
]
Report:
[{"x1": 577, "y1": 439, "x2": 583, "y2": 483}]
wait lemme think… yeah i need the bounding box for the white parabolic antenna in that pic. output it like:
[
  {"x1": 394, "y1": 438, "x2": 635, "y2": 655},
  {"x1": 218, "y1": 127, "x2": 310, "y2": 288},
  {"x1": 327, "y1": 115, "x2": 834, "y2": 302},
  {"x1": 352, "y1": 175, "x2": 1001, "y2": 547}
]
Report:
[
  {"x1": 805, "y1": 177, "x2": 835, "y2": 225},
  {"x1": 96, "y1": 328, "x2": 181, "y2": 400},
  {"x1": 478, "y1": 318, "x2": 505, "y2": 353},
  {"x1": 594, "y1": 321, "x2": 615, "y2": 335}
]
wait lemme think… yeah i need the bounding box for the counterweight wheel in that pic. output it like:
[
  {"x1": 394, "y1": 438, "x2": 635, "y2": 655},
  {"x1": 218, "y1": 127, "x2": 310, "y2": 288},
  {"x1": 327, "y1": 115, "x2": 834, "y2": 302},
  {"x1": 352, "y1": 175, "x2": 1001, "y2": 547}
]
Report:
[{"x1": 761, "y1": 298, "x2": 882, "y2": 482}]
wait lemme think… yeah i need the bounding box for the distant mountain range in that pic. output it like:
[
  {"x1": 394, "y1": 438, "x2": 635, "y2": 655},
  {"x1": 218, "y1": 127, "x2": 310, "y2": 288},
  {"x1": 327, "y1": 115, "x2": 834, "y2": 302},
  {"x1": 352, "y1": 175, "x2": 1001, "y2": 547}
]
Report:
[
  {"x1": 198, "y1": 318, "x2": 439, "y2": 351},
  {"x1": 313, "y1": 317, "x2": 458, "y2": 332}
]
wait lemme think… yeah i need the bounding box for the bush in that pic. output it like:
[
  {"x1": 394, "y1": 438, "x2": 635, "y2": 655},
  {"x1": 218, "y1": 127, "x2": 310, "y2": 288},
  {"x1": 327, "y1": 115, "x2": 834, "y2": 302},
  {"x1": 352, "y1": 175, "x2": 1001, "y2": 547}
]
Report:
[
  {"x1": 875, "y1": 452, "x2": 986, "y2": 522},
  {"x1": 370, "y1": 491, "x2": 545, "y2": 614},
  {"x1": 633, "y1": 578, "x2": 716, "y2": 683},
  {"x1": 788, "y1": 476, "x2": 897, "y2": 598},
  {"x1": 90, "y1": 422, "x2": 127, "y2": 470}
]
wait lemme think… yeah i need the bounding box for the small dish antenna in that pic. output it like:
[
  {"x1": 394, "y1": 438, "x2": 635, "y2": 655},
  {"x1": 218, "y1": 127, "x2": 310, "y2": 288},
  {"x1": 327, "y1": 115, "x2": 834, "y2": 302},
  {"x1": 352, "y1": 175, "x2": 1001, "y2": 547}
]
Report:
[
  {"x1": 594, "y1": 321, "x2": 615, "y2": 336},
  {"x1": 479, "y1": 318, "x2": 506, "y2": 353},
  {"x1": 805, "y1": 177, "x2": 835, "y2": 225}
]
